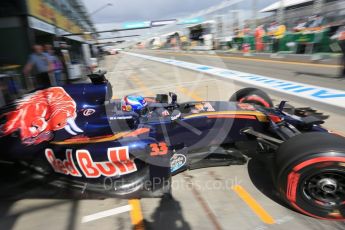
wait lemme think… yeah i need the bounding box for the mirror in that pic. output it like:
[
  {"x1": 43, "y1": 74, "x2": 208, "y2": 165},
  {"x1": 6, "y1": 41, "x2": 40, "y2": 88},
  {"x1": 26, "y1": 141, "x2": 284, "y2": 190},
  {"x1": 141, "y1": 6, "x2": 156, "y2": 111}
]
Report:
[{"x1": 171, "y1": 110, "x2": 182, "y2": 121}]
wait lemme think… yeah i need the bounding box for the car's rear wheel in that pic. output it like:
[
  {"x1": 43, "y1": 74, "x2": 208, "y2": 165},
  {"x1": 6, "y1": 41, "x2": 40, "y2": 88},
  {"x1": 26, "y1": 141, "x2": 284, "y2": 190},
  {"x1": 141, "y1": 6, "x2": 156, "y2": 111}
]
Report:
[
  {"x1": 230, "y1": 88, "x2": 273, "y2": 108},
  {"x1": 274, "y1": 132, "x2": 345, "y2": 220}
]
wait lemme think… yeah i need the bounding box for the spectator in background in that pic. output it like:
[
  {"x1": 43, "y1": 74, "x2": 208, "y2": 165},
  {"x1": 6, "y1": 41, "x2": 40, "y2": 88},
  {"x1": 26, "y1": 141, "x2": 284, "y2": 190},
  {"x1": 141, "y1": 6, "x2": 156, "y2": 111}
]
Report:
[
  {"x1": 234, "y1": 27, "x2": 243, "y2": 38},
  {"x1": 294, "y1": 19, "x2": 307, "y2": 32},
  {"x1": 267, "y1": 22, "x2": 278, "y2": 52},
  {"x1": 255, "y1": 25, "x2": 265, "y2": 52},
  {"x1": 306, "y1": 15, "x2": 324, "y2": 30},
  {"x1": 332, "y1": 23, "x2": 345, "y2": 78},
  {"x1": 44, "y1": 44, "x2": 64, "y2": 86},
  {"x1": 267, "y1": 22, "x2": 278, "y2": 36},
  {"x1": 275, "y1": 23, "x2": 286, "y2": 52},
  {"x1": 268, "y1": 21, "x2": 286, "y2": 53},
  {"x1": 242, "y1": 26, "x2": 251, "y2": 36},
  {"x1": 23, "y1": 44, "x2": 53, "y2": 88}
]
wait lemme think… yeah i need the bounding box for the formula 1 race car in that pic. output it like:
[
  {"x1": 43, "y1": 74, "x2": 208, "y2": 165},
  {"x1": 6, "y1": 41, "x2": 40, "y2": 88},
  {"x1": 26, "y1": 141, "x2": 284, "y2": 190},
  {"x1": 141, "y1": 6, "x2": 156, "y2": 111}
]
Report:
[{"x1": 0, "y1": 71, "x2": 345, "y2": 220}]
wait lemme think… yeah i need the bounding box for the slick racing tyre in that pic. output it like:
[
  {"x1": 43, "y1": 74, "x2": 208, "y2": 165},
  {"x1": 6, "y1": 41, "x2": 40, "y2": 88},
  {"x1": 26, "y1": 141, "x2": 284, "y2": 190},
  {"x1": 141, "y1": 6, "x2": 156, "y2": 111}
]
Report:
[
  {"x1": 230, "y1": 88, "x2": 273, "y2": 108},
  {"x1": 274, "y1": 132, "x2": 345, "y2": 220}
]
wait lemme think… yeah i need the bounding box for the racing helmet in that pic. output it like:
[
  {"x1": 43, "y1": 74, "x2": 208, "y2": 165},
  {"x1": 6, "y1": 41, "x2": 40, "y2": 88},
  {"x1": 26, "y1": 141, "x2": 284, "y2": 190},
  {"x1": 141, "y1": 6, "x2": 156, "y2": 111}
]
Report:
[{"x1": 121, "y1": 95, "x2": 147, "y2": 112}]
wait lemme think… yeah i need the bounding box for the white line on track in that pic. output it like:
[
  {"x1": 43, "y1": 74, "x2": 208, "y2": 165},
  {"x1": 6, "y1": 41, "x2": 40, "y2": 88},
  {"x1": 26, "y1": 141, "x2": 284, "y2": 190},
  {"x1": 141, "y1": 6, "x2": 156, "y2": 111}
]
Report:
[{"x1": 81, "y1": 205, "x2": 132, "y2": 223}]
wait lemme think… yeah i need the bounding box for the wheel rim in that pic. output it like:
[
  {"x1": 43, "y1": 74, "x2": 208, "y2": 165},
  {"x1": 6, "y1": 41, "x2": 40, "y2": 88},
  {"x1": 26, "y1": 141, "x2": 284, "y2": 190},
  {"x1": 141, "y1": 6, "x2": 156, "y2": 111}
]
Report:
[{"x1": 304, "y1": 171, "x2": 345, "y2": 206}]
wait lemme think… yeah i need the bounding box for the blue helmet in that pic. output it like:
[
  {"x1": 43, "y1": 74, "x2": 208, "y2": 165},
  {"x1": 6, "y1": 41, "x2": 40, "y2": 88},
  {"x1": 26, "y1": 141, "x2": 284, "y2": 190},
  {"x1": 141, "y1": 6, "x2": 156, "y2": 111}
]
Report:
[{"x1": 121, "y1": 95, "x2": 147, "y2": 112}]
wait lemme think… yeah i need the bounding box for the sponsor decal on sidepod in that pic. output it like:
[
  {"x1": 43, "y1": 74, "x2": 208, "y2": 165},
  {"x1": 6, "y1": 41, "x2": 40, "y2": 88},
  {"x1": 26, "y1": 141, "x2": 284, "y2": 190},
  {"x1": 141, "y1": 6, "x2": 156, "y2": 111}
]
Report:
[
  {"x1": 45, "y1": 146, "x2": 137, "y2": 178},
  {"x1": 171, "y1": 153, "x2": 187, "y2": 173}
]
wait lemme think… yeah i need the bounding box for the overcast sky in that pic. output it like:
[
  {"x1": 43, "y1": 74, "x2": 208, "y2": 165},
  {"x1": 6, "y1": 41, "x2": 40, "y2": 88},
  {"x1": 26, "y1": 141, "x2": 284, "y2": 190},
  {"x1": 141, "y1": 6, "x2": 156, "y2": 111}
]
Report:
[
  {"x1": 81, "y1": 0, "x2": 277, "y2": 41},
  {"x1": 82, "y1": 0, "x2": 277, "y2": 24}
]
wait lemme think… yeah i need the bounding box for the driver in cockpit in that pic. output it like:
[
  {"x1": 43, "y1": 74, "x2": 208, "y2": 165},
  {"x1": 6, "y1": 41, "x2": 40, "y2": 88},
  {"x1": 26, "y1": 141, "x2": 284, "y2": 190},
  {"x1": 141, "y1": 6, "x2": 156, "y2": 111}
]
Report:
[
  {"x1": 121, "y1": 95, "x2": 147, "y2": 113},
  {"x1": 121, "y1": 95, "x2": 170, "y2": 117}
]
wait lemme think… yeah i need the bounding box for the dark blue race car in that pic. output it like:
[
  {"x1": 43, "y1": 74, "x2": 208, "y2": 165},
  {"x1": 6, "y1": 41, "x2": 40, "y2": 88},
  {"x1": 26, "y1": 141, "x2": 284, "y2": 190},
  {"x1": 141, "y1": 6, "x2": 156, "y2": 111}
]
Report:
[{"x1": 0, "y1": 71, "x2": 345, "y2": 220}]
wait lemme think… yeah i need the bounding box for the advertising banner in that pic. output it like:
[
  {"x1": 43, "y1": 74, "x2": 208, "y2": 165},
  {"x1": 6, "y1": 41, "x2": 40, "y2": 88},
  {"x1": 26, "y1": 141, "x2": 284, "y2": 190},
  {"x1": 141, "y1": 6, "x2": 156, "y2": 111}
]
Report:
[
  {"x1": 178, "y1": 18, "x2": 204, "y2": 25},
  {"x1": 122, "y1": 21, "x2": 151, "y2": 29},
  {"x1": 26, "y1": 0, "x2": 84, "y2": 35},
  {"x1": 151, "y1": 20, "x2": 177, "y2": 27}
]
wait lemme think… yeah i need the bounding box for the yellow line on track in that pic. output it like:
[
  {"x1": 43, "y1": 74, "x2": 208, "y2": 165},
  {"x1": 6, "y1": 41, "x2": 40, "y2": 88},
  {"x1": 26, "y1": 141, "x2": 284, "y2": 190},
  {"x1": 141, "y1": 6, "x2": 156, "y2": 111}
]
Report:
[
  {"x1": 129, "y1": 199, "x2": 145, "y2": 230},
  {"x1": 330, "y1": 130, "x2": 345, "y2": 137},
  {"x1": 232, "y1": 185, "x2": 275, "y2": 225},
  {"x1": 130, "y1": 74, "x2": 205, "y2": 101},
  {"x1": 177, "y1": 86, "x2": 204, "y2": 101},
  {"x1": 147, "y1": 51, "x2": 341, "y2": 68},
  {"x1": 130, "y1": 75, "x2": 155, "y2": 96}
]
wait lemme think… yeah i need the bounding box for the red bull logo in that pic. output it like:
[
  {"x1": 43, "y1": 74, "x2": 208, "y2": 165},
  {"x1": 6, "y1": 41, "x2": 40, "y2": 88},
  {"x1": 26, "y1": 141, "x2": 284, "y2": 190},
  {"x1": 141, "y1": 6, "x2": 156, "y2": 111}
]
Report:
[
  {"x1": 1, "y1": 87, "x2": 83, "y2": 145},
  {"x1": 45, "y1": 146, "x2": 137, "y2": 178}
]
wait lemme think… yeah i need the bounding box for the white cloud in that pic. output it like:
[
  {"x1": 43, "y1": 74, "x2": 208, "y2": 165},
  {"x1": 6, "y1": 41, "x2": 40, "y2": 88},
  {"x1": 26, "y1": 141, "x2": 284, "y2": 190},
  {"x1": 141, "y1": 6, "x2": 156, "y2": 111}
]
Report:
[{"x1": 82, "y1": 0, "x2": 277, "y2": 24}]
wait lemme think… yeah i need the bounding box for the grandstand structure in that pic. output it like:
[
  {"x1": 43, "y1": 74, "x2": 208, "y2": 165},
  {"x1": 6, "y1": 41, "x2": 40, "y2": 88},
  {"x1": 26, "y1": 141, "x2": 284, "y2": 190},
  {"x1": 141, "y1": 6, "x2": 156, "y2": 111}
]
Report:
[{"x1": 258, "y1": 0, "x2": 345, "y2": 28}]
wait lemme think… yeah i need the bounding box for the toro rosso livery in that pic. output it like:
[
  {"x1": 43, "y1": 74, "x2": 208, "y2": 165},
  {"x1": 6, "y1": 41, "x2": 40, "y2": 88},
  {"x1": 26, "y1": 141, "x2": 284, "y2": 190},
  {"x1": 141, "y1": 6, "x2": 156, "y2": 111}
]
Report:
[{"x1": 1, "y1": 71, "x2": 345, "y2": 220}]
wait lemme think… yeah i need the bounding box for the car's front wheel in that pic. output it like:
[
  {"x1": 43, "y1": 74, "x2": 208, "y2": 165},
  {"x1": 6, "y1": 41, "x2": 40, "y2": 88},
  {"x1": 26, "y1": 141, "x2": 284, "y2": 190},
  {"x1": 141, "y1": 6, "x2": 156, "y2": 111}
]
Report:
[
  {"x1": 274, "y1": 132, "x2": 345, "y2": 220},
  {"x1": 230, "y1": 88, "x2": 273, "y2": 108}
]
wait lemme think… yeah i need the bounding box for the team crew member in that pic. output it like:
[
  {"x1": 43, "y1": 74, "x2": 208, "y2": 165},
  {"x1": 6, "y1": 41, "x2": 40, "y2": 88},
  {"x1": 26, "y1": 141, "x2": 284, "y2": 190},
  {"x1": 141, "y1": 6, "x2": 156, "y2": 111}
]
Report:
[
  {"x1": 255, "y1": 25, "x2": 265, "y2": 52},
  {"x1": 267, "y1": 21, "x2": 286, "y2": 53},
  {"x1": 24, "y1": 44, "x2": 53, "y2": 89},
  {"x1": 337, "y1": 26, "x2": 345, "y2": 78},
  {"x1": 332, "y1": 22, "x2": 345, "y2": 78},
  {"x1": 44, "y1": 44, "x2": 64, "y2": 86}
]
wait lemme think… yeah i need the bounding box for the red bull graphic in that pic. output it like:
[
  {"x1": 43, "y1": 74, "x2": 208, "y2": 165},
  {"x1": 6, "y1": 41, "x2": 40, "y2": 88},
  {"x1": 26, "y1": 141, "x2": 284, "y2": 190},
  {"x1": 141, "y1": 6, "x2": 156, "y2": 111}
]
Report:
[
  {"x1": 1, "y1": 87, "x2": 83, "y2": 145},
  {"x1": 45, "y1": 146, "x2": 137, "y2": 178}
]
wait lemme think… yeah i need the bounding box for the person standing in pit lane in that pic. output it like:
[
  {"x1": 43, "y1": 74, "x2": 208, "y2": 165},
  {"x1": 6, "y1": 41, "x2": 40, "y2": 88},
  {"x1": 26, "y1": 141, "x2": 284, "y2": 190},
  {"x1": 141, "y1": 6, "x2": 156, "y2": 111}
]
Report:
[
  {"x1": 337, "y1": 26, "x2": 345, "y2": 78},
  {"x1": 44, "y1": 44, "x2": 64, "y2": 86},
  {"x1": 332, "y1": 22, "x2": 345, "y2": 78},
  {"x1": 255, "y1": 25, "x2": 265, "y2": 52},
  {"x1": 23, "y1": 44, "x2": 53, "y2": 89}
]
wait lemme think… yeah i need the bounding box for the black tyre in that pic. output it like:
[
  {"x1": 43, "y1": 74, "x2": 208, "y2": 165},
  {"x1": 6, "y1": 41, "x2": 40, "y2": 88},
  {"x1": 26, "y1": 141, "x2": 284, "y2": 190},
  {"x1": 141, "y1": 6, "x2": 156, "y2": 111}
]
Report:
[
  {"x1": 230, "y1": 88, "x2": 273, "y2": 108},
  {"x1": 274, "y1": 132, "x2": 345, "y2": 220}
]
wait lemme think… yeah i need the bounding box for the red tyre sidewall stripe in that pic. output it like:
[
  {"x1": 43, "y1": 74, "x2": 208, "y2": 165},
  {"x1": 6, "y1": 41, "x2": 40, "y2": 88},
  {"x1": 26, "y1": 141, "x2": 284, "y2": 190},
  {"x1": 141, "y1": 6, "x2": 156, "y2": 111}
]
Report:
[
  {"x1": 286, "y1": 171, "x2": 300, "y2": 203},
  {"x1": 293, "y1": 157, "x2": 345, "y2": 171},
  {"x1": 286, "y1": 156, "x2": 345, "y2": 220},
  {"x1": 243, "y1": 96, "x2": 271, "y2": 108}
]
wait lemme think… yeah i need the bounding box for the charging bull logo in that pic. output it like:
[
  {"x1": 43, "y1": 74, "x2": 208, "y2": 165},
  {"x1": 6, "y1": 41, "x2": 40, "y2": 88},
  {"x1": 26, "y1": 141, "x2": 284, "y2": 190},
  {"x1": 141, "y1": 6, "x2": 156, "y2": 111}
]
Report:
[{"x1": 1, "y1": 87, "x2": 83, "y2": 145}]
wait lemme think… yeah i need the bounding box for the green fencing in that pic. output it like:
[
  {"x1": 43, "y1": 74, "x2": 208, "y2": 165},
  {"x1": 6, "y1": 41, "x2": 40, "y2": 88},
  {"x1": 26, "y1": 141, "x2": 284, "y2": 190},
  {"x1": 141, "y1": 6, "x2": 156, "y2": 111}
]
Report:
[{"x1": 229, "y1": 29, "x2": 334, "y2": 53}]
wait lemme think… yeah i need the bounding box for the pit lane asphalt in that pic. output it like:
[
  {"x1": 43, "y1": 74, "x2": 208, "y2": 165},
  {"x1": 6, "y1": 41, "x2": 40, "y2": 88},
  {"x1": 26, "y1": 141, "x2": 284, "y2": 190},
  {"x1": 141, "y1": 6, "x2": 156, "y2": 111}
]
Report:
[
  {"x1": 134, "y1": 50, "x2": 345, "y2": 91},
  {"x1": 0, "y1": 53, "x2": 344, "y2": 230}
]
